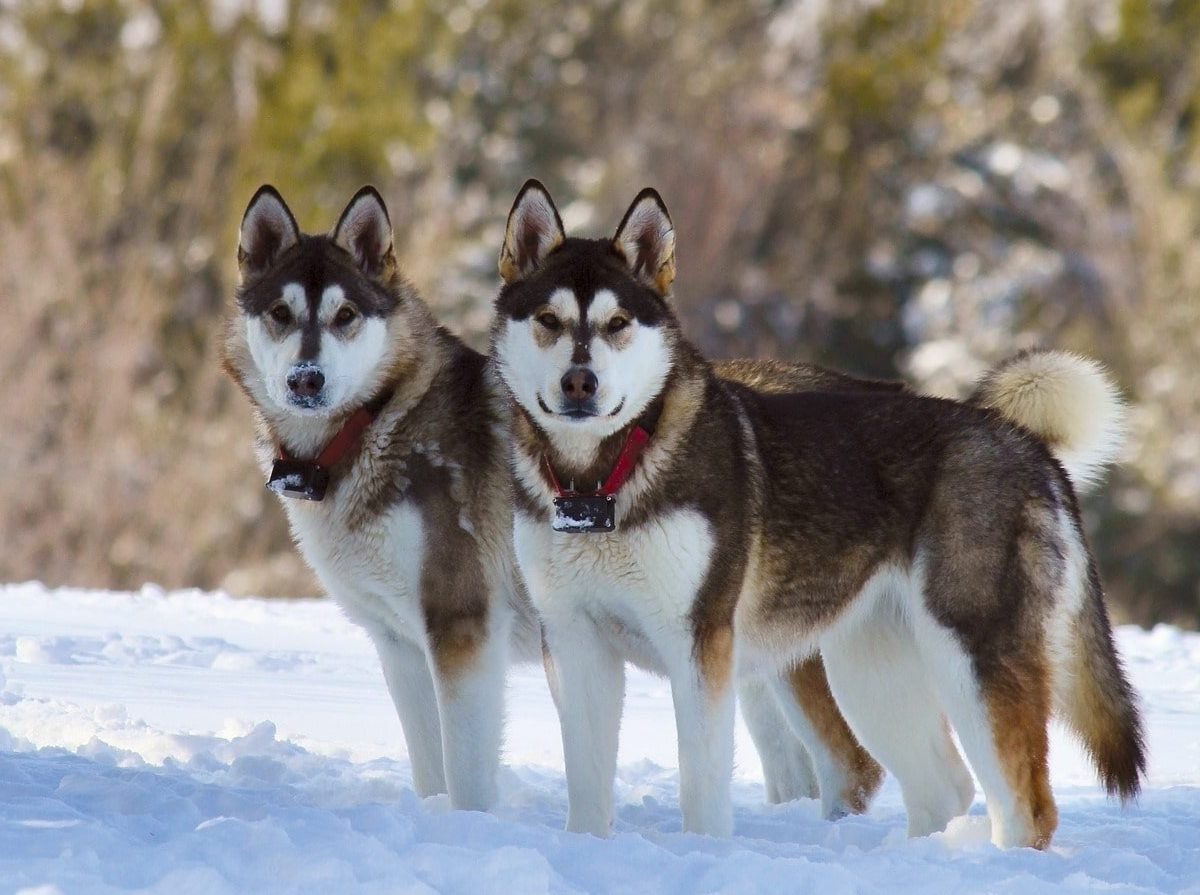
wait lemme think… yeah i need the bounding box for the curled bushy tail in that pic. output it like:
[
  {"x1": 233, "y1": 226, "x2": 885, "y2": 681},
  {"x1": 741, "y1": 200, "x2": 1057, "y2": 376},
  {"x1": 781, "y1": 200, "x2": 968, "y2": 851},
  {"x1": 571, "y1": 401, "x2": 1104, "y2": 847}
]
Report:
[
  {"x1": 970, "y1": 350, "x2": 1126, "y2": 493},
  {"x1": 1057, "y1": 563, "x2": 1147, "y2": 801}
]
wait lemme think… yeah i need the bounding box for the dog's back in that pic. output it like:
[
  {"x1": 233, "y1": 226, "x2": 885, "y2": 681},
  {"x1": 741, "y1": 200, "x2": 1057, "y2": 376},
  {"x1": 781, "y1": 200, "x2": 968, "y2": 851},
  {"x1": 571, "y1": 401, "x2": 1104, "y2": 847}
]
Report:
[{"x1": 716, "y1": 358, "x2": 907, "y2": 396}]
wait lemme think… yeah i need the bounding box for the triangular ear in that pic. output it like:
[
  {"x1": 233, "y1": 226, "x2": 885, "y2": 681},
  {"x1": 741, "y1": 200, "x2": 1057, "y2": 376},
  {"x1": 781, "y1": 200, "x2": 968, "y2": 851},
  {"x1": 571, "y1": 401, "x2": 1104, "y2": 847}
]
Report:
[
  {"x1": 499, "y1": 179, "x2": 565, "y2": 284},
  {"x1": 239, "y1": 185, "x2": 300, "y2": 277},
  {"x1": 332, "y1": 186, "x2": 395, "y2": 279},
  {"x1": 613, "y1": 188, "x2": 676, "y2": 296}
]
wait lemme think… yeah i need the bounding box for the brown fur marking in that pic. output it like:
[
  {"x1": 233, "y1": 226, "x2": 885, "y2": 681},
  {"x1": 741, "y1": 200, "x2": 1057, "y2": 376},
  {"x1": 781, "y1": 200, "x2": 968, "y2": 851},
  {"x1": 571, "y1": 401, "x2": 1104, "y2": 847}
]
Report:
[
  {"x1": 789, "y1": 657, "x2": 884, "y2": 814},
  {"x1": 986, "y1": 662, "x2": 1058, "y2": 849},
  {"x1": 698, "y1": 626, "x2": 735, "y2": 701},
  {"x1": 427, "y1": 608, "x2": 489, "y2": 686},
  {"x1": 498, "y1": 249, "x2": 520, "y2": 284},
  {"x1": 654, "y1": 254, "x2": 676, "y2": 295}
]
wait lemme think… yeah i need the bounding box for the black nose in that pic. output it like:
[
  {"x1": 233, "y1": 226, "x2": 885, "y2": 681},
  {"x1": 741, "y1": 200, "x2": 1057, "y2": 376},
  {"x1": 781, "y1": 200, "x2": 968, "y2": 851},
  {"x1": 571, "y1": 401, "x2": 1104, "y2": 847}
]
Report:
[
  {"x1": 287, "y1": 365, "x2": 325, "y2": 398},
  {"x1": 560, "y1": 368, "x2": 598, "y2": 402}
]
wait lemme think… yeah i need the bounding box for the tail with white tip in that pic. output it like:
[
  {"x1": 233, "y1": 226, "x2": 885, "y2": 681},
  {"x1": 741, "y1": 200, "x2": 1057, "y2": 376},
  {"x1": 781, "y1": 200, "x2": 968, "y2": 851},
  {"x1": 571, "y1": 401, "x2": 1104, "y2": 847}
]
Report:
[{"x1": 970, "y1": 350, "x2": 1126, "y2": 493}]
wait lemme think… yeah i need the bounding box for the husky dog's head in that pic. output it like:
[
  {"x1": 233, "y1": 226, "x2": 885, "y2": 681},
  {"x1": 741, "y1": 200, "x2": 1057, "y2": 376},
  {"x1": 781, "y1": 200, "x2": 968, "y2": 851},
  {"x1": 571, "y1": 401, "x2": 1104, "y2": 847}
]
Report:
[
  {"x1": 224, "y1": 185, "x2": 427, "y2": 419},
  {"x1": 491, "y1": 181, "x2": 680, "y2": 446}
]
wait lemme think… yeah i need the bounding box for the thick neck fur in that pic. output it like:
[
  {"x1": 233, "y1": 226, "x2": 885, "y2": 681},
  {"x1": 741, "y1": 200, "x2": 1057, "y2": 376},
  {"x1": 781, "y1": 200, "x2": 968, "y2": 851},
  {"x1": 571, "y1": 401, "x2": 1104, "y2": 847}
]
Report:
[{"x1": 516, "y1": 339, "x2": 710, "y2": 498}]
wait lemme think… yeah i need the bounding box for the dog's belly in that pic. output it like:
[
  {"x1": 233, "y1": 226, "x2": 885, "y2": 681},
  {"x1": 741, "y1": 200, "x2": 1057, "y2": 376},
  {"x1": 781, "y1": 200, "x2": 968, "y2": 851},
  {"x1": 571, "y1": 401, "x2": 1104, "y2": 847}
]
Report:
[
  {"x1": 514, "y1": 507, "x2": 715, "y2": 670},
  {"x1": 734, "y1": 555, "x2": 909, "y2": 676},
  {"x1": 287, "y1": 500, "x2": 428, "y2": 642}
]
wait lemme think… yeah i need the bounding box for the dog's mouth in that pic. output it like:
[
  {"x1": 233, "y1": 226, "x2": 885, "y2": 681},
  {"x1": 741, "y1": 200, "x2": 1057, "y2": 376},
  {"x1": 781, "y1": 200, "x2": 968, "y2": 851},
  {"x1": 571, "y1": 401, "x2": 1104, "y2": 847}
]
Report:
[
  {"x1": 537, "y1": 394, "x2": 625, "y2": 422},
  {"x1": 286, "y1": 393, "x2": 327, "y2": 412}
]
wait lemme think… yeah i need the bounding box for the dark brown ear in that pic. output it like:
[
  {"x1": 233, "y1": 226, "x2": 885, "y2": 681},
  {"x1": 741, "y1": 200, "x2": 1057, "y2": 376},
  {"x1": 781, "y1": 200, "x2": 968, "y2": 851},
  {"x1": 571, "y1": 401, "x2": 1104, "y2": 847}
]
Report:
[
  {"x1": 499, "y1": 179, "x2": 565, "y2": 284},
  {"x1": 332, "y1": 186, "x2": 395, "y2": 279},
  {"x1": 612, "y1": 188, "x2": 676, "y2": 296},
  {"x1": 239, "y1": 185, "x2": 300, "y2": 277}
]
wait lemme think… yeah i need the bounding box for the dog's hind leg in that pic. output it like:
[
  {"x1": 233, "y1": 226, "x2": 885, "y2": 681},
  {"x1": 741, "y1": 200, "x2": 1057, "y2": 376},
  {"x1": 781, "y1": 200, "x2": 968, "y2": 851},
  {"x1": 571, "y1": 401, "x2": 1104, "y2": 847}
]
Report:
[
  {"x1": 909, "y1": 552, "x2": 1058, "y2": 849},
  {"x1": 820, "y1": 599, "x2": 976, "y2": 838},
  {"x1": 909, "y1": 608, "x2": 1056, "y2": 848},
  {"x1": 761, "y1": 657, "x2": 885, "y2": 818},
  {"x1": 739, "y1": 674, "x2": 819, "y2": 804},
  {"x1": 372, "y1": 629, "x2": 447, "y2": 798}
]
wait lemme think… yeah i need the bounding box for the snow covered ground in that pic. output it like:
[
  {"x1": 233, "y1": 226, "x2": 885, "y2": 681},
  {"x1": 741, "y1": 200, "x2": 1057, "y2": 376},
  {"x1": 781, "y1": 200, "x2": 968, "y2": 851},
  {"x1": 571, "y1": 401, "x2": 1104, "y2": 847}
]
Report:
[{"x1": 0, "y1": 582, "x2": 1197, "y2": 894}]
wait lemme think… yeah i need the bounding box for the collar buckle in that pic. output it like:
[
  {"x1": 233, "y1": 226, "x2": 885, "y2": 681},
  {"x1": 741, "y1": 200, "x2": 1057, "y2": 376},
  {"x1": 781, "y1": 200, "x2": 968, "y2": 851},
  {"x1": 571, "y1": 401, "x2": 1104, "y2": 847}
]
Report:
[
  {"x1": 543, "y1": 420, "x2": 653, "y2": 533},
  {"x1": 267, "y1": 393, "x2": 391, "y2": 502},
  {"x1": 267, "y1": 458, "x2": 331, "y2": 501}
]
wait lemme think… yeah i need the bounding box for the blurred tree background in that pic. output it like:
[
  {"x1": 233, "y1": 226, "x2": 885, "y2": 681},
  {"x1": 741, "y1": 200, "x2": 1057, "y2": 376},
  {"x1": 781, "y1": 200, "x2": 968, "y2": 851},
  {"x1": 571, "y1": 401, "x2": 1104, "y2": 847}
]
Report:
[{"x1": 0, "y1": 0, "x2": 1196, "y2": 626}]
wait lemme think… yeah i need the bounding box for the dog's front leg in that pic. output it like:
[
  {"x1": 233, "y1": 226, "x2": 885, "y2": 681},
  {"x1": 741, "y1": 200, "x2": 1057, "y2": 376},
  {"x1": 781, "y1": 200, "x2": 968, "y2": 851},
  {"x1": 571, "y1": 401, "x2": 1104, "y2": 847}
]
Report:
[
  {"x1": 666, "y1": 627, "x2": 736, "y2": 837},
  {"x1": 429, "y1": 609, "x2": 509, "y2": 812},
  {"x1": 370, "y1": 628, "x2": 447, "y2": 798},
  {"x1": 543, "y1": 618, "x2": 626, "y2": 836}
]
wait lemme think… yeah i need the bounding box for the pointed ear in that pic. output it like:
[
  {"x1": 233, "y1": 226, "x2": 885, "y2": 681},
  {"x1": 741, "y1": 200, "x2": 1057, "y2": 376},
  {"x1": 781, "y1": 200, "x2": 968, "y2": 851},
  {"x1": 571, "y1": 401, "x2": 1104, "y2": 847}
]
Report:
[
  {"x1": 332, "y1": 186, "x2": 396, "y2": 279},
  {"x1": 239, "y1": 185, "x2": 300, "y2": 277},
  {"x1": 499, "y1": 179, "x2": 565, "y2": 284},
  {"x1": 613, "y1": 188, "x2": 676, "y2": 296}
]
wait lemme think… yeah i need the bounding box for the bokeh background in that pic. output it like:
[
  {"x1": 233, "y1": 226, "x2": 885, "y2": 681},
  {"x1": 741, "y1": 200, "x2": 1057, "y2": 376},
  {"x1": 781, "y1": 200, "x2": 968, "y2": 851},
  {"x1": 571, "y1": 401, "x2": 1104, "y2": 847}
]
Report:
[{"x1": 1, "y1": 0, "x2": 1197, "y2": 626}]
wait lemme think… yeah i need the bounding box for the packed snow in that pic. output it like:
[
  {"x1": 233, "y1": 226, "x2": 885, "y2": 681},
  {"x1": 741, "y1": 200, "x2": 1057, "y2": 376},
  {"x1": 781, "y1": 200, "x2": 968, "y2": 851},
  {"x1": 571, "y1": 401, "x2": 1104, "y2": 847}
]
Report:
[{"x1": 1, "y1": 582, "x2": 1197, "y2": 894}]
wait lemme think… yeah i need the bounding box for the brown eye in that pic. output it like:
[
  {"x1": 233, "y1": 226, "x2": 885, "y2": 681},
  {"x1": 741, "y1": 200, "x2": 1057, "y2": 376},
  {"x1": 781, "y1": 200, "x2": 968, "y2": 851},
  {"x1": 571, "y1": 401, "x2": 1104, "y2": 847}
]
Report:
[
  {"x1": 607, "y1": 315, "x2": 631, "y2": 334},
  {"x1": 269, "y1": 304, "x2": 292, "y2": 325},
  {"x1": 334, "y1": 306, "x2": 357, "y2": 327},
  {"x1": 535, "y1": 310, "x2": 561, "y2": 330}
]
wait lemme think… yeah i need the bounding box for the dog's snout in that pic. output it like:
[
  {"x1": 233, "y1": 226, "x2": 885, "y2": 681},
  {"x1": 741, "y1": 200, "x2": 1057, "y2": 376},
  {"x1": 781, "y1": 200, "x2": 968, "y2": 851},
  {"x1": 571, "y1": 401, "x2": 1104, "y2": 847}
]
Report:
[
  {"x1": 287, "y1": 364, "x2": 325, "y2": 398},
  {"x1": 560, "y1": 367, "x2": 598, "y2": 402}
]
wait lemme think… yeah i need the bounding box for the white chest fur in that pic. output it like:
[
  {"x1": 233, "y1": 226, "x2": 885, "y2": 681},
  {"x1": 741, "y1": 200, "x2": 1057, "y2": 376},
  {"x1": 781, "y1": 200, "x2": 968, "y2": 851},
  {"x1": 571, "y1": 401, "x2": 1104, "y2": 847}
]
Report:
[
  {"x1": 514, "y1": 507, "x2": 714, "y2": 667},
  {"x1": 285, "y1": 494, "x2": 427, "y2": 640},
  {"x1": 253, "y1": 429, "x2": 429, "y2": 638}
]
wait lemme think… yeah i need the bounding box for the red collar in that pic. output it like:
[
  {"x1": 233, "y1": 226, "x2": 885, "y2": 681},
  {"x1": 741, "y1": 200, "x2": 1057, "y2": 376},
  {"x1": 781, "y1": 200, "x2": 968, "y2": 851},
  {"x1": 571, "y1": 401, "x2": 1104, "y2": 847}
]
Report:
[
  {"x1": 277, "y1": 404, "x2": 382, "y2": 468},
  {"x1": 277, "y1": 386, "x2": 395, "y2": 467},
  {"x1": 543, "y1": 424, "x2": 653, "y2": 498},
  {"x1": 267, "y1": 391, "x2": 393, "y2": 501}
]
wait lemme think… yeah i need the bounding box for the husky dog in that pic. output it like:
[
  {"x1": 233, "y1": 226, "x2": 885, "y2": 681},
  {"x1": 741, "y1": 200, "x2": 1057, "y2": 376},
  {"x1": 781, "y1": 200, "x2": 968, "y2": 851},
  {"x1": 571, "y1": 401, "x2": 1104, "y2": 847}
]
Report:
[
  {"x1": 223, "y1": 185, "x2": 541, "y2": 810},
  {"x1": 490, "y1": 180, "x2": 1145, "y2": 847}
]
